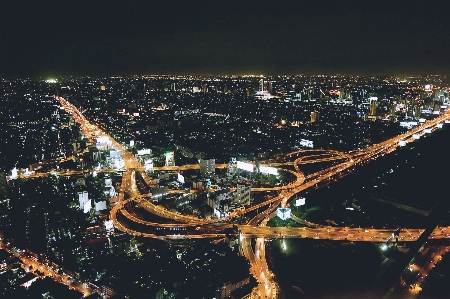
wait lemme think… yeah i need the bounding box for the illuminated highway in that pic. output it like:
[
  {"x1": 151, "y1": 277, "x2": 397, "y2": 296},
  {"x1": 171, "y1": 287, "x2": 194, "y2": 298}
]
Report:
[
  {"x1": 57, "y1": 95, "x2": 450, "y2": 299},
  {"x1": 238, "y1": 226, "x2": 450, "y2": 241},
  {"x1": 59, "y1": 93, "x2": 450, "y2": 239},
  {"x1": 241, "y1": 211, "x2": 279, "y2": 299}
]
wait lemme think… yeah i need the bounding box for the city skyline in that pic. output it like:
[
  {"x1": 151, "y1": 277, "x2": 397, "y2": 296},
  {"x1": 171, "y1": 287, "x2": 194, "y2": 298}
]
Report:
[
  {"x1": 1, "y1": 1, "x2": 450, "y2": 77},
  {"x1": 1, "y1": 73, "x2": 450, "y2": 298}
]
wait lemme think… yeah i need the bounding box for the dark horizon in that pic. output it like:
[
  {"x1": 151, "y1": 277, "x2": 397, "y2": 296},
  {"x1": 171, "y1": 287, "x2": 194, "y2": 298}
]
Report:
[{"x1": 1, "y1": 1, "x2": 450, "y2": 78}]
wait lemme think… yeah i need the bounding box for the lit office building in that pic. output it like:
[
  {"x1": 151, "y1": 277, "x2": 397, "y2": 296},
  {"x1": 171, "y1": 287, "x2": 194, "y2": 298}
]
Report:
[
  {"x1": 200, "y1": 159, "x2": 215, "y2": 175},
  {"x1": 310, "y1": 110, "x2": 319, "y2": 123}
]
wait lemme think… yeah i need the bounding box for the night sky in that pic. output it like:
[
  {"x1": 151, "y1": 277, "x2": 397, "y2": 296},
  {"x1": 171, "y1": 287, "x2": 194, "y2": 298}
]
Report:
[{"x1": 1, "y1": 1, "x2": 449, "y2": 77}]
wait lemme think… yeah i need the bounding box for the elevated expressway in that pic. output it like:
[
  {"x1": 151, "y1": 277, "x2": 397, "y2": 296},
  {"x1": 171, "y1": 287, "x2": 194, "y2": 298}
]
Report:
[
  {"x1": 58, "y1": 96, "x2": 450, "y2": 299},
  {"x1": 57, "y1": 94, "x2": 450, "y2": 240}
]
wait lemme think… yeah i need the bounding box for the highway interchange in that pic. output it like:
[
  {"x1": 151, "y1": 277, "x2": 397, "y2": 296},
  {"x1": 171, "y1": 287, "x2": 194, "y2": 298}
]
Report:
[{"x1": 56, "y1": 96, "x2": 450, "y2": 298}]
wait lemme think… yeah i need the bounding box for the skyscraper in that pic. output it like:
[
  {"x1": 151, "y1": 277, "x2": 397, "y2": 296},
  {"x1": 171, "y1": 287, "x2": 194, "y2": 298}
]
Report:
[
  {"x1": 369, "y1": 97, "x2": 378, "y2": 116},
  {"x1": 339, "y1": 88, "x2": 345, "y2": 99},
  {"x1": 200, "y1": 159, "x2": 215, "y2": 175}
]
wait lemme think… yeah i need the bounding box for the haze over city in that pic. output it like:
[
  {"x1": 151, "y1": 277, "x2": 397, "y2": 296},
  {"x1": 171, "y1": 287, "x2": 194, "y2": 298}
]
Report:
[{"x1": 1, "y1": 1, "x2": 450, "y2": 299}]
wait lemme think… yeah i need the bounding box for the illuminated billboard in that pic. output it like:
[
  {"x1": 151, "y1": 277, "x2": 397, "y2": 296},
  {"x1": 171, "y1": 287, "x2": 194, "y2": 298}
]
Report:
[
  {"x1": 138, "y1": 149, "x2": 151, "y2": 156},
  {"x1": 177, "y1": 173, "x2": 185, "y2": 184},
  {"x1": 130, "y1": 140, "x2": 135, "y2": 147},
  {"x1": 300, "y1": 139, "x2": 313, "y2": 148},
  {"x1": 433, "y1": 111, "x2": 440, "y2": 115},
  {"x1": 419, "y1": 118, "x2": 426, "y2": 123},
  {"x1": 277, "y1": 208, "x2": 291, "y2": 220},
  {"x1": 399, "y1": 141, "x2": 407, "y2": 146},
  {"x1": 424, "y1": 128, "x2": 432, "y2": 134},
  {"x1": 422, "y1": 109, "x2": 432, "y2": 114},
  {"x1": 445, "y1": 120, "x2": 450, "y2": 124},
  {"x1": 424, "y1": 84, "x2": 432, "y2": 91},
  {"x1": 236, "y1": 161, "x2": 254, "y2": 172},
  {"x1": 413, "y1": 134, "x2": 420, "y2": 140},
  {"x1": 295, "y1": 197, "x2": 306, "y2": 206},
  {"x1": 95, "y1": 201, "x2": 107, "y2": 211},
  {"x1": 96, "y1": 136, "x2": 110, "y2": 144},
  {"x1": 436, "y1": 123, "x2": 443, "y2": 128},
  {"x1": 260, "y1": 166, "x2": 278, "y2": 175}
]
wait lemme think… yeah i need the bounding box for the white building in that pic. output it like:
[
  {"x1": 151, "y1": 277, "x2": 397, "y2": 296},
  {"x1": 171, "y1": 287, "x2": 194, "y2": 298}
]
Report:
[
  {"x1": 105, "y1": 178, "x2": 112, "y2": 187},
  {"x1": 165, "y1": 152, "x2": 175, "y2": 167},
  {"x1": 144, "y1": 159, "x2": 153, "y2": 172},
  {"x1": 206, "y1": 184, "x2": 250, "y2": 219},
  {"x1": 78, "y1": 191, "x2": 89, "y2": 210},
  {"x1": 95, "y1": 201, "x2": 107, "y2": 212},
  {"x1": 109, "y1": 149, "x2": 122, "y2": 158}
]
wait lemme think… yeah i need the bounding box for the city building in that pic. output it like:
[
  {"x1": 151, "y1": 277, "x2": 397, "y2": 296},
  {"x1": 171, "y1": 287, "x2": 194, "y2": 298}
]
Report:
[
  {"x1": 310, "y1": 110, "x2": 319, "y2": 123},
  {"x1": 369, "y1": 96, "x2": 378, "y2": 116},
  {"x1": 165, "y1": 152, "x2": 175, "y2": 167},
  {"x1": 233, "y1": 184, "x2": 251, "y2": 205},
  {"x1": 200, "y1": 159, "x2": 215, "y2": 175}
]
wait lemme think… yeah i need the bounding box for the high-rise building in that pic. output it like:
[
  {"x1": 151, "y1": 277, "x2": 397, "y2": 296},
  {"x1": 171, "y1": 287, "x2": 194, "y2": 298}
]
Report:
[
  {"x1": 339, "y1": 88, "x2": 345, "y2": 99},
  {"x1": 165, "y1": 152, "x2": 175, "y2": 167},
  {"x1": 233, "y1": 184, "x2": 251, "y2": 205},
  {"x1": 415, "y1": 106, "x2": 422, "y2": 118},
  {"x1": 389, "y1": 102, "x2": 396, "y2": 117},
  {"x1": 310, "y1": 110, "x2": 319, "y2": 123},
  {"x1": 360, "y1": 89, "x2": 367, "y2": 100},
  {"x1": 200, "y1": 159, "x2": 215, "y2": 175},
  {"x1": 259, "y1": 78, "x2": 264, "y2": 92},
  {"x1": 78, "y1": 191, "x2": 90, "y2": 210},
  {"x1": 369, "y1": 97, "x2": 378, "y2": 116}
]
